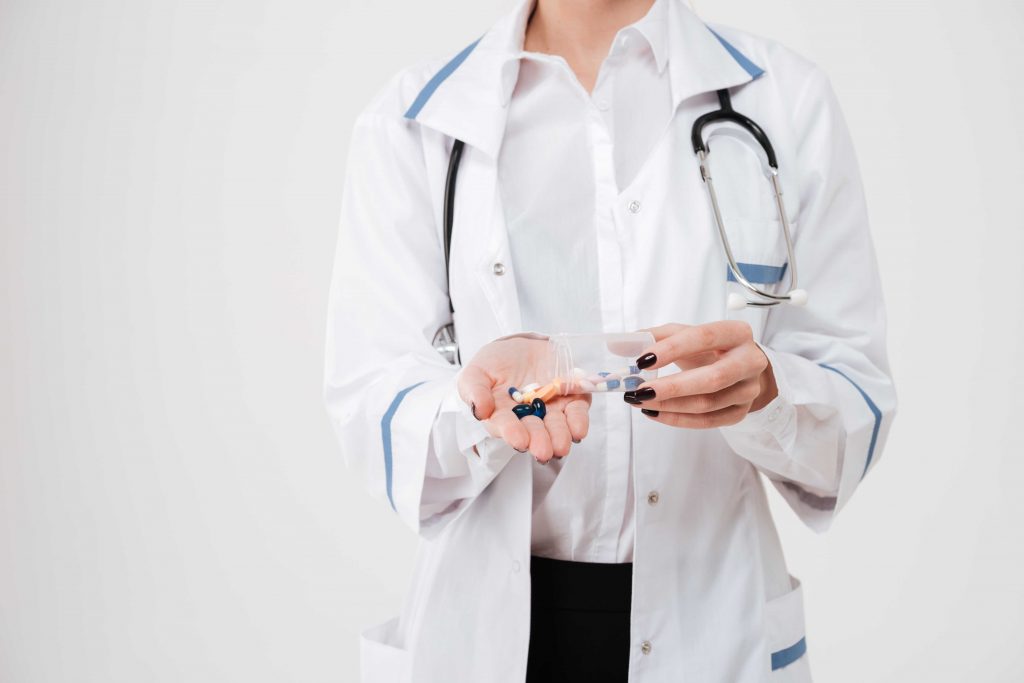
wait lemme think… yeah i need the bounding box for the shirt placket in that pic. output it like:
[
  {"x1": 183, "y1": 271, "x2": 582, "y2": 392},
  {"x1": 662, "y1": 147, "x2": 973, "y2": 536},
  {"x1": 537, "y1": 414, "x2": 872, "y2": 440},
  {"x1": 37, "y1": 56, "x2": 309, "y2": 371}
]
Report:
[{"x1": 588, "y1": 48, "x2": 632, "y2": 562}]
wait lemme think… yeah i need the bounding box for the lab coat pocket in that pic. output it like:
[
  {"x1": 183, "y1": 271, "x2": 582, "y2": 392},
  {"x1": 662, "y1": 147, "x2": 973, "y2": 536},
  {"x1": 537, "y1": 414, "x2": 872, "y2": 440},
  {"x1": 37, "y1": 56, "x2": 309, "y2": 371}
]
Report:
[
  {"x1": 764, "y1": 576, "x2": 811, "y2": 681},
  {"x1": 359, "y1": 615, "x2": 411, "y2": 683},
  {"x1": 724, "y1": 218, "x2": 792, "y2": 289}
]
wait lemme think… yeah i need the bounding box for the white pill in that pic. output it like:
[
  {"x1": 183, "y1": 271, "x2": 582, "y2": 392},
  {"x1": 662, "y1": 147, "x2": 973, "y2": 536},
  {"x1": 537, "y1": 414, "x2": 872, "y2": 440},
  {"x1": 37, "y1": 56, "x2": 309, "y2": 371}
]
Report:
[
  {"x1": 512, "y1": 391, "x2": 524, "y2": 402},
  {"x1": 523, "y1": 383, "x2": 540, "y2": 392}
]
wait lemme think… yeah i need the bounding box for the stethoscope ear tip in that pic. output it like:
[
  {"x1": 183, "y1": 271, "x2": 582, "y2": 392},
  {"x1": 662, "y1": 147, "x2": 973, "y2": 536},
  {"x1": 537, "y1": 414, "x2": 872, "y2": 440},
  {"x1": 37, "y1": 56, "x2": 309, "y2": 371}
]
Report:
[
  {"x1": 726, "y1": 293, "x2": 747, "y2": 311},
  {"x1": 787, "y1": 289, "x2": 808, "y2": 307}
]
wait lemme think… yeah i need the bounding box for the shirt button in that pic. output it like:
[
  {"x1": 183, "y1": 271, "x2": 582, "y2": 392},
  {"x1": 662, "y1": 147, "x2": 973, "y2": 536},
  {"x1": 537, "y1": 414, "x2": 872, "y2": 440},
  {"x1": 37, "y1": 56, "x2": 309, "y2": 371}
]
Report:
[
  {"x1": 647, "y1": 491, "x2": 659, "y2": 505},
  {"x1": 641, "y1": 640, "x2": 652, "y2": 655},
  {"x1": 512, "y1": 559, "x2": 521, "y2": 573},
  {"x1": 628, "y1": 200, "x2": 641, "y2": 214},
  {"x1": 595, "y1": 98, "x2": 610, "y2": 111},
  {"x1": 492, "y1": 262, "x2": 506, "y2": 276}
]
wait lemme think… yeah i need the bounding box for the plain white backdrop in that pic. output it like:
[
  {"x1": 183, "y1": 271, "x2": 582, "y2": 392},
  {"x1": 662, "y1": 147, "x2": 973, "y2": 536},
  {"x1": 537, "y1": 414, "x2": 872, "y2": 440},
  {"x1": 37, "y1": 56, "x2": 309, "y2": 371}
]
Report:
[{"x1": 2, "y1": 0, "x2": 1023, "y2": 681}]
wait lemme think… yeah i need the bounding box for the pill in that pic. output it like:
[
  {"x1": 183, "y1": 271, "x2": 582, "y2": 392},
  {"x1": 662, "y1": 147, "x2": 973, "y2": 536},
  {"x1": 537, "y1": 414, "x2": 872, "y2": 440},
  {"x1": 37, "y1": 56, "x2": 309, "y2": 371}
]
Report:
[
  {"x1": 512, "y1": 404, "x2": 535, "y2": 419},
  {"x1": 531, "y1": 398, "x2": 547, "y2": 419},
  {"x1": 520, "y1": 391, "x2": 536, "y2": 403},
  {"x1": 623, "y1": 376, "x2": 643, "y2": 390},
  {"x1": 512, "y1": 391, "x2": 524, "y2": 402},
  {"x1": 523, "y1": 383, "x2": 540, "y2": 393},
  {"x1": 594, "y1": 382, "x2": 609, "y2": 392},
  {"x1": 605, "y1": 379, "x2": 621, "y2": 390},
  {"x1": 598, "y1": 372, "x2": 610, "y2": 377},
  {"x1": 508, "y1": 387, "x2": 519, "y2": 399},
  {"x1": 536, "y1": 383, "x2": 559, "y2": 402},
  {"x1": 628, "y1": 365, "x2": 640, "y2": 375}
]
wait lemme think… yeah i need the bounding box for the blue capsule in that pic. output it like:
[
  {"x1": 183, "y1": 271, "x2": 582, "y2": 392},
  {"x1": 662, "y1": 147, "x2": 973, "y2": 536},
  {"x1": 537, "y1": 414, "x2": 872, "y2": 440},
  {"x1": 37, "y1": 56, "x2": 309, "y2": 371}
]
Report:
[
  {"x1": 598, "y1": 371, "x2": 610, "y2": 377},
  {"x1": 624, "y1": 376, "x2": 642, "y2": 390},
  {"x1": 531, "y1": 398, "x2": 547, "y2": 420},
  {"x1": 512, "y1": 403, "x2": 535, "y2": 419},
  {"x1": 605, "y1": 379, "x2": 621, "y2": 390},
  {"x1": 628, "y1": 365, "x2": 640, "y2": 375},
  {"x1": 508, "y1": 386, "x2": 519, "y2": 398}
]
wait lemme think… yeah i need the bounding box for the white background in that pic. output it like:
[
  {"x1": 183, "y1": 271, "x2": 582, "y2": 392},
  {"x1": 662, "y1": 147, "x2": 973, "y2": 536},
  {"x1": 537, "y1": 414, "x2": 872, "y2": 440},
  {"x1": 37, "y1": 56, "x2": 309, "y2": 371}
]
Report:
[{"x1": 3, "y1": 0, "x2": 1023, "y2": 681}]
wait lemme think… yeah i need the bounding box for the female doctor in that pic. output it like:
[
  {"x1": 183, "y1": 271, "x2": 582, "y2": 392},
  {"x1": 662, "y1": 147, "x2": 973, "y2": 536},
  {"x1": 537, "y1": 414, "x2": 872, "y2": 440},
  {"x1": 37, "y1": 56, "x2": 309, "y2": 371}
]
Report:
[{"x1": 324, "y1": 0, "x2": 896, "y2": 680}]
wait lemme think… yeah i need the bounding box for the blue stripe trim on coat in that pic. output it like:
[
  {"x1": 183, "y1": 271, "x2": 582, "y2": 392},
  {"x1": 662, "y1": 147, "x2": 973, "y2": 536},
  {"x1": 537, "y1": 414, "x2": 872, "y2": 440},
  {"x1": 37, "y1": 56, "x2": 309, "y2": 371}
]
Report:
[
  {"x1": 771, "y1": 636, "x2": 807, "y2": 670},
  {"x1": 727, "y1": 262, "x2": 788, "y2": 284},
  {"x1": 706, "y1": 27, "x2": 765, "y2": 79},
  {"x1": 819, "y1": 364, "x2": 882, "y2": 479},
  {"x1": 380, "y1": 381, "x2": 428, "y2": 510},
  {"x1": 404, "y1": 37, "x2": 482, "y2": 120}
]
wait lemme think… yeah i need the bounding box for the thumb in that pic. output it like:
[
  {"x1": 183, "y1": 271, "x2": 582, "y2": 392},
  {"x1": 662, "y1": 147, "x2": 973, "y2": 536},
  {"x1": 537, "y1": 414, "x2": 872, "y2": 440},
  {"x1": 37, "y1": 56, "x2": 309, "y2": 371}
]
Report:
[{"x1": 457, "y1": 364, "x2": 496, "y2": 420}]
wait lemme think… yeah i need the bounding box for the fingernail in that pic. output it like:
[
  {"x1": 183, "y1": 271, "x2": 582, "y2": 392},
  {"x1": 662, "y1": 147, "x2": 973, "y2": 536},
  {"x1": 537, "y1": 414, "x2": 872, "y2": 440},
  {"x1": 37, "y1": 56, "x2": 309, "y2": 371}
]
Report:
[
  {"x1": 641, "y1": 408, "x2": 660, "y2": 417},
  {"x1": 626, "y1": 387, "x2": 656, "y2": 402},
  {"x1": 471, "y1": 402, "x2": 478, "y2": 420},
  {"x1": 636, "y1": 353, "x2": 657, "y2": 370},
  {"x1": 572, "y1": 438, "x2": 581, "y2": 444}
]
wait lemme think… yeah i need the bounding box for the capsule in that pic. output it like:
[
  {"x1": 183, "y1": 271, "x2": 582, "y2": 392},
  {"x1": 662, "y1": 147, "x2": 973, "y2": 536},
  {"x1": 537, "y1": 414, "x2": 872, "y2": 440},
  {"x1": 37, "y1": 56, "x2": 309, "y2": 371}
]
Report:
[
  {"x1": 623, "y1": 376, "x2": 643, "y2": 390},
  {"x1": 512, "y1": 403, "x2": 535, "y2": 419},
  {"x1": 531, "y1": 398, "x2": 547, "y2": 419}
]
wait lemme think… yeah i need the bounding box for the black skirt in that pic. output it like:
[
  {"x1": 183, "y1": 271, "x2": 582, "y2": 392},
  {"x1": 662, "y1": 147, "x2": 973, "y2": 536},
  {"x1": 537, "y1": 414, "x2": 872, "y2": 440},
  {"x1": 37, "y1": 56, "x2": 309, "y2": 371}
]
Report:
[{"x1": 525, "y1": 554, "x2": 633, "y2": 683}]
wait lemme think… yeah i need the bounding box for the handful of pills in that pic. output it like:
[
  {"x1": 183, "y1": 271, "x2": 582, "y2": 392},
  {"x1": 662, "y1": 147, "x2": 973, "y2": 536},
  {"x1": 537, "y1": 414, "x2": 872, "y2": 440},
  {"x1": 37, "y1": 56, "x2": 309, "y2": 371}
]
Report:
[
  {"x1": 569, "y1": 365, "x2": 645, "y2": 392},
  {"x1": 507, "y1": 381, "x2": 559, "y2": 419}
]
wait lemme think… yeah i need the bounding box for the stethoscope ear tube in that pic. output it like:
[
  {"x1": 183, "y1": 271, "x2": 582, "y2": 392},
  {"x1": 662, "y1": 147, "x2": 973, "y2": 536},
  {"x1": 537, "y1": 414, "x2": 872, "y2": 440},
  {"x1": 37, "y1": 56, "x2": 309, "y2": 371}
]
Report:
[
  {"x1": 433, "y1": 138, "x2": 465, "y2": 365},
  {"x1": 695, "y1": 89, "x2": 805, "y2": 309}
]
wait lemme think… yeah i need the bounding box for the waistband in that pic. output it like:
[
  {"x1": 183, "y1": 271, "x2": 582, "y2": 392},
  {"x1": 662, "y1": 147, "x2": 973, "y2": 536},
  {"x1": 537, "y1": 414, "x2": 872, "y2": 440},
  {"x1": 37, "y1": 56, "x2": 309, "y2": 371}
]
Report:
[{"x1": 530, "y1": 554, "x2": 633, "y2": 612}]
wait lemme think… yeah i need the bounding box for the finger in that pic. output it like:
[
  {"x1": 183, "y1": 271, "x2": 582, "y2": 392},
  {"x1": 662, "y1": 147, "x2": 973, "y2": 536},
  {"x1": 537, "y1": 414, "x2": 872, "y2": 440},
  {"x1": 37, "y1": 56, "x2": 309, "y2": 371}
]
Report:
[
  {"x1": 630, "y1": 377, "x2": 760, "y2": 414},
  {"x1": 542, "y1": 409, "x2": 573, "y2": 458},
  {"x1": 457, "y1": 365, "x2": 496, "y2": 419},
  {"x1": 635, "y1": 321, "x2": 752, "y2": 371},
  {"x1": 522, "y1": 415, "x2": 553, "y2": 462},
  {"x1": 490, "y1": 408, "x2": 530, "y2": 452},
  {"x1": 640, "y1": 403, "x2": 750, "y2": 429},
  {"x1": 631, "y1": 343, "x2": 766, "y2": 400},
  {"x1": 562, "y1": 398, "x2": 590, "y2": 444}
]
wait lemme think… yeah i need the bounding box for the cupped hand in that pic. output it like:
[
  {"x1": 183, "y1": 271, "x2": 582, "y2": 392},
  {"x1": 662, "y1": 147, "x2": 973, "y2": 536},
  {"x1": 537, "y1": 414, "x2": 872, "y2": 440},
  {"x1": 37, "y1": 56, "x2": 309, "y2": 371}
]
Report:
[
  {"x1": 623, "y1": 321, "x2": 778, "y2": 428},
  {"x1": 457, "y1": 337, "x2": 591, "y2": 463}
]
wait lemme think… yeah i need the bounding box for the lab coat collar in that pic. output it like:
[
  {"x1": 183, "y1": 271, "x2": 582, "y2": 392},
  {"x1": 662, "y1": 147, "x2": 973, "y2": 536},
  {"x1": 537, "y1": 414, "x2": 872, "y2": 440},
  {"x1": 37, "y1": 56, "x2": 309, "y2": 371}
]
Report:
[{"x1": 403, "y1": 0, "x2": 765, "y2": 159}]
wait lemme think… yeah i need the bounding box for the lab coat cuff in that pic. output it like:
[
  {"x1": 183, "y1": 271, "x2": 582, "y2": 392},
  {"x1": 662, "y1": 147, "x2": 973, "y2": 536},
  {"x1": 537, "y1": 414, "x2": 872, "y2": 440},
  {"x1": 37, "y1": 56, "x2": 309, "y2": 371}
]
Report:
[{"x1": 719, "y1": 343, "x2": 797, "y2": 448}]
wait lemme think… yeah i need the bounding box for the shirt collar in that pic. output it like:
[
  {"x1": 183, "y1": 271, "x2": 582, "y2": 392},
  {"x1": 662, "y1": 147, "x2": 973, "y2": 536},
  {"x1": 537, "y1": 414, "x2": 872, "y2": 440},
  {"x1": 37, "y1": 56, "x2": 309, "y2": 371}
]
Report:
[
  {"x1": 499, "y1": 0, "x2": 670, "y2": 101},
  {"x1": 404, "y1": 0, "x2": 765, "y2": 159}
]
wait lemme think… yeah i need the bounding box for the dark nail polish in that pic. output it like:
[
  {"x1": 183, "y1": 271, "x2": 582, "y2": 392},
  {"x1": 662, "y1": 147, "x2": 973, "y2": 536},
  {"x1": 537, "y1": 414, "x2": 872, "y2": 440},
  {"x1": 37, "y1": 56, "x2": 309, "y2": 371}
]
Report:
[
  {"x1": 623, "y1": 392, "x2": 641, "y2": 405},
  {"x1": 641, "y1": 408, "x2": 660, "y2": 417},
  {"x1": 632, "y1": 387, "x2": 656, "y2": 402},
  {"x1": 636, "y1": 353, "x2": 657, "y2": 370},
  {"x1": 471, "y1": 402, "x2": 478, "y2": 420},
  {"x1": 514, "y1": 447, "x2": 527, "y2": 453}
]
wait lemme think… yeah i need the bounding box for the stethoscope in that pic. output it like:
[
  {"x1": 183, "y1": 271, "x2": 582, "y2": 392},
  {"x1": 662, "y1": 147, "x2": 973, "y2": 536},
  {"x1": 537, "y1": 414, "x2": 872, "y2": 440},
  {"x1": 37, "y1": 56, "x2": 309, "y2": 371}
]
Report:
[{"x1": 432, "y1": 86, "x2": 807, "y2": 363}]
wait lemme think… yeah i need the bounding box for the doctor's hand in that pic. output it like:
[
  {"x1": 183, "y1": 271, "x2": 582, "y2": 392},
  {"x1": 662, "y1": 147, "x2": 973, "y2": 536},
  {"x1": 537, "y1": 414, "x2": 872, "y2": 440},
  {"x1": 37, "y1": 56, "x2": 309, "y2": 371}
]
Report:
[
  {"x1": 623, "y1": 321, "x2": 778, "y2": 428},
  {"x1": 457, "y1": 337, "x2": 592, "y2": 463}
]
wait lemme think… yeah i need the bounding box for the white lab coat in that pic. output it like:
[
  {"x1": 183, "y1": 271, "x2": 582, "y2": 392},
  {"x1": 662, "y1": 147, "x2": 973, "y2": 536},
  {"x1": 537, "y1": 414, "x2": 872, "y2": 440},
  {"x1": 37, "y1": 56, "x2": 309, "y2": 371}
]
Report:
[{"x1": 323, "y1": 1, "x2": 896, "y2": 681}]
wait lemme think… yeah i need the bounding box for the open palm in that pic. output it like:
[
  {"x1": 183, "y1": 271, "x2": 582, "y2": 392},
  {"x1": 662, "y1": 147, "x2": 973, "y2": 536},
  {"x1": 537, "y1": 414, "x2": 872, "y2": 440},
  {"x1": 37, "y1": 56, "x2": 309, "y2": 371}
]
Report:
[{"x1": 457, "y1": 337, "x2": 591, "y2": 462}]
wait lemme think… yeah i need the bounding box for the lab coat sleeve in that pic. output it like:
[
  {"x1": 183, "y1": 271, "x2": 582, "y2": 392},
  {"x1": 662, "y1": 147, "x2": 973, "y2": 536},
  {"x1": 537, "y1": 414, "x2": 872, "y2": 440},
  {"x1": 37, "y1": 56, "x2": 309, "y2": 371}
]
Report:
[
  {"x1": 719, "y1": 66, "x2": 897, "y2": 532},
  {"x1": 323, "y1": 105, "x2": 517, "y2": 541}
]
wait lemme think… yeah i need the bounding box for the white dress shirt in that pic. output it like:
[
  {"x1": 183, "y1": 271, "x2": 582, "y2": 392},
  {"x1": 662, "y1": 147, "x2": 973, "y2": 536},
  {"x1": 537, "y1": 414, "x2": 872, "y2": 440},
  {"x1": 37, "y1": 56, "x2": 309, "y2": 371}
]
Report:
[{"x1": 497, "y1": 0, "x2": 672, "y2": 563}]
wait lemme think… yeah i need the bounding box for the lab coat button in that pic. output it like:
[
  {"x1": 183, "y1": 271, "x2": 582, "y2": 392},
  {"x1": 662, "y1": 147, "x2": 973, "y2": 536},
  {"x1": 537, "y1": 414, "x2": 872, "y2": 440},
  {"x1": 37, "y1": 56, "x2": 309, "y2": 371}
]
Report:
[
  {"x1": 647, "y1": 491, "x2": 659, "y2": 505},
  {"x1": 628, "y1": 200, "x2": 641, "y2": 214},
  {"x1": 492, "y1": 262, "x2": 506, "y2": 276},
  {"x1": 596, "y1": 98, "x2": 610, "y2": 111},
  {"x1": 512, "y1": 559, "x2": 521, "y2": 573},
  {"x1": 641, "y1": 640, "x2": 652, "y2": 655}
]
